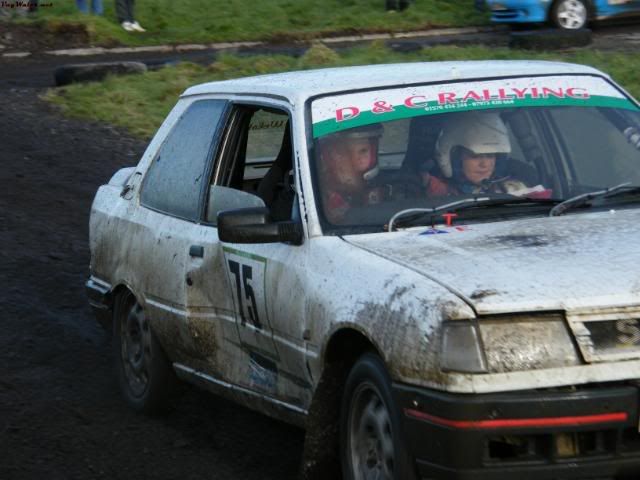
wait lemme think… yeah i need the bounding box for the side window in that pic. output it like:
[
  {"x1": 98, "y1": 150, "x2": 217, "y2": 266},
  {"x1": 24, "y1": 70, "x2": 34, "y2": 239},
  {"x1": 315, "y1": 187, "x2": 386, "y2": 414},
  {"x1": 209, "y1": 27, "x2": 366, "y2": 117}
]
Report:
[
  {"x1": 244, "y1": 110, "x2": 289, "y2": 194},
  {"x1": 141, "y1": 99, "x2": 226, "y2": 220},
  {"x1": 549, "y1": 107, "x2": 640, "y2": 187},
  {"x1": 208, "y1": 107, "x2": 294, "y2": 223}
]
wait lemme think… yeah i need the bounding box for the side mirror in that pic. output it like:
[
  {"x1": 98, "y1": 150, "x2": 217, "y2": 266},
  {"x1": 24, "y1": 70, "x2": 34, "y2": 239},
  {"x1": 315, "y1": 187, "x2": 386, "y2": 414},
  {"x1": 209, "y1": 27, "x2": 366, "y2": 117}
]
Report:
[
  {"x1": 218, "y1": 208, "x2": 303, "y2": 245},
  {"x1": 206, "y1": 186, "x2": 266, "y2": 225}
]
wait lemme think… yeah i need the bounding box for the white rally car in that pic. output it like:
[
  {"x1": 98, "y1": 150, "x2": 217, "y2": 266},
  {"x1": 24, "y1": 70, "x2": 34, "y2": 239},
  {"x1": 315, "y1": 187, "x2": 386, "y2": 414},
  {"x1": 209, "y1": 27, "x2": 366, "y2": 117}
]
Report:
[{"x1": 87, "y1": 60, "x2": 640, "y2": 479}]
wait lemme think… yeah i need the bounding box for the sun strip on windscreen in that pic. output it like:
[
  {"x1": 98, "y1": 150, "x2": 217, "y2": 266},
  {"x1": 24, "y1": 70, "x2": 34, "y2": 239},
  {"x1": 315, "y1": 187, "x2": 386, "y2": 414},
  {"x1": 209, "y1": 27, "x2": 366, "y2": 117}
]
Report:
[{"x1": 311, "y1": 75, "x2": 640, "y2": 139}]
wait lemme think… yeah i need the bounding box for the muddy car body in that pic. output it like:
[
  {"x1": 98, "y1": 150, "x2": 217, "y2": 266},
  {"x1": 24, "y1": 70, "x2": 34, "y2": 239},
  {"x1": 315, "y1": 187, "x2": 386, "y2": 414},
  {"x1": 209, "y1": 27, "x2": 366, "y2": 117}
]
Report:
[{"x1": 87, "y1": 61, "x2": 640, "y2": 479}]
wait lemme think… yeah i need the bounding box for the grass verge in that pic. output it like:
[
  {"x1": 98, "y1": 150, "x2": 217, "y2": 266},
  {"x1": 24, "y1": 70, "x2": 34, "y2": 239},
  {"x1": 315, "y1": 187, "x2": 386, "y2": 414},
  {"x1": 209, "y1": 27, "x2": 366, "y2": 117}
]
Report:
[
  {"x1": 44, "y1": 43, "x2": 640, "y2": 139},
  {"x1": 12, "y1": 0, "x2": 488, "y2": 47}
]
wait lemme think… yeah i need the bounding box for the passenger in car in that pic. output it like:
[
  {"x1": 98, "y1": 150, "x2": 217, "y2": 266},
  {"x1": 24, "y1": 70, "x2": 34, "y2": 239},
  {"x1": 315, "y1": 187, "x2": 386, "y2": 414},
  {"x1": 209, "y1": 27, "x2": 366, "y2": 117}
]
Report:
[
  {"x1": 317, "y1": 123, "x2": 387, "y2": 223},
  {"x1": 423, "y1": 112, "x2": 550, "y2": 198}
]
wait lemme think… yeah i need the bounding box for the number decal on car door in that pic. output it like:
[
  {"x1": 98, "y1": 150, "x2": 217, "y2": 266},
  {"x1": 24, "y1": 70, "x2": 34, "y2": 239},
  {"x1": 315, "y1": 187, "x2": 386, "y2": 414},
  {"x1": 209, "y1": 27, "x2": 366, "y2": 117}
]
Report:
[
  {"x1": 223, "y1": 247, "x2": 268, "y2": 332},
  {"x1": 228, "y1": 260, "x2": 262, "y2": 329}
]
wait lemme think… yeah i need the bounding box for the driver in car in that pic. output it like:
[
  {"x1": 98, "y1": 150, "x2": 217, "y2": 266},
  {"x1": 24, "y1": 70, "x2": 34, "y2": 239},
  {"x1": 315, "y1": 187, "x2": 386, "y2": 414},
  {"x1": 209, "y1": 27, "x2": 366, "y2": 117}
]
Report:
[
  {"x1": 317, "y1": 124, "x2": 388, "y2": 223},
  {"x1": 423, "y1": 112, "x2": 551, "y2": 198}
]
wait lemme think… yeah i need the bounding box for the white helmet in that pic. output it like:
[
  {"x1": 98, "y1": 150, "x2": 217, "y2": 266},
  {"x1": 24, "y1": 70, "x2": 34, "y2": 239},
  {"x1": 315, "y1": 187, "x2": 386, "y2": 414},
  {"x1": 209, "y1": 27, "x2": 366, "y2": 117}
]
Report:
[{"x1": 435, "y1": 112, "x2": 511, "y2": 178}]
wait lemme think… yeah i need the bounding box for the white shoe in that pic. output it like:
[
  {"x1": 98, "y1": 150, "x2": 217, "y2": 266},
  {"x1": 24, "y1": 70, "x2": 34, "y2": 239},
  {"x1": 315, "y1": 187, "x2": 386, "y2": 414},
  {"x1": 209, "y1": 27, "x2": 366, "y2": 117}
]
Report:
[
  {"x1": 130, "y1": 21, "x2": 146, "y2": 32},
  {"x1": 121, "y1": 21, "x2": 135, "y2": 32}
]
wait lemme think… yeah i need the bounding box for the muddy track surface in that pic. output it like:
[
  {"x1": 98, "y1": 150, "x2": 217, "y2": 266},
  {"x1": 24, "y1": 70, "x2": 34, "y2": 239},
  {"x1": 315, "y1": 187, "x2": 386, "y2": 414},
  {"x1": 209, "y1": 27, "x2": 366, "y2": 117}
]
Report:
[{"x1": 0, "y1": 88, "x2": 304, "y2": 480}]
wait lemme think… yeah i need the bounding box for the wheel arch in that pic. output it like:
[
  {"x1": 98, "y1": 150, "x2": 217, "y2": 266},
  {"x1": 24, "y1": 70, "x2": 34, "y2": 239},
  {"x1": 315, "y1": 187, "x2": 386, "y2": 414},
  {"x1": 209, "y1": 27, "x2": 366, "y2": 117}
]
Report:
[
  {"x1": 108, "y1": 283, "x2": 144, "y2": 328},
  {"x1": 110, "y1": 283, "x2": 131, "y2": 303},
  {"x1": 323, "y1": 326, "x2": 383, "y2": 366},
  {"x1": 300, "y1": 327, "x2": 383, "y2": 479}
]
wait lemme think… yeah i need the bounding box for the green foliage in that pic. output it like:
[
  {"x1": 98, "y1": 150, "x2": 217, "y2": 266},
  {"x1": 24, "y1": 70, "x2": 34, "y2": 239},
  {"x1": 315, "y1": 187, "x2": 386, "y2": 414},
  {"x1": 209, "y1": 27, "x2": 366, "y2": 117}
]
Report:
[
  {"x1": 44, "y1": 44, "x2": 640, "y2": 139},
  {"x1": 26, "y1": 0, "x2": 488, "y2": 46},
  {"x1": 300, "y1": 43, "x2": 341, "y2": 68}
]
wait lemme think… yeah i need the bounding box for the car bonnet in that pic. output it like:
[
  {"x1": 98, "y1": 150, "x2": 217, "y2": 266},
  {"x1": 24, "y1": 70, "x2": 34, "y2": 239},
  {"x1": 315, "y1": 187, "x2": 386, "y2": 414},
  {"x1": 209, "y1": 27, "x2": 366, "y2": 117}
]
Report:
[{"x1": 343, "y1": 208, "x2": 640, "y2": 315}]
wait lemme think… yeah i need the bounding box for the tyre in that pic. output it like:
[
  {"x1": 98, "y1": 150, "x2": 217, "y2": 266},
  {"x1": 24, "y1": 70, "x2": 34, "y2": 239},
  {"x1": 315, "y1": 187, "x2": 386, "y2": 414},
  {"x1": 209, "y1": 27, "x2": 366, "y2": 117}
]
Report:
[
  {"x1": 113, "y1": 290, "x2": 178, "y2": 415},
  {"x1": 550, "y1": 0, "x2": 589, "y2": 30},
  {"x1": 340, "y1": 353, "x2": 416, "y2": 480},
  {"x1": 54, "y1": 61, "x2": 147, "y2": 86}
]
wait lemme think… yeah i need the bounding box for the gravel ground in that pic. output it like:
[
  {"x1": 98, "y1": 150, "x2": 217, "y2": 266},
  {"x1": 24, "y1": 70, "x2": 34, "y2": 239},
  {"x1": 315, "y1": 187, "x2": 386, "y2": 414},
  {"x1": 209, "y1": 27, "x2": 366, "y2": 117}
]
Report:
[{"x1": 0, "y1": 87, "x2": 304, "y2": 480}]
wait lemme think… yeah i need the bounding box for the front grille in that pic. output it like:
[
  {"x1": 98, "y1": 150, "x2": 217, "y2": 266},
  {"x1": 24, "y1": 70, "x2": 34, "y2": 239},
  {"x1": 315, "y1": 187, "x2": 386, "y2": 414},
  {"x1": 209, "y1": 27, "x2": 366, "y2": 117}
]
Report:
[
  {"x1": 485, "y1": 429, "x2": 639, "y2": 465},
  {"x1": 622, "y1": 428, "x2": 640, "y2": 453},
  {"x1": 486, "y1": 434, "x2": 547, "y2": 462},
  {"x1": 567, "y1": 307, "x2": 640, "y2": 363}
]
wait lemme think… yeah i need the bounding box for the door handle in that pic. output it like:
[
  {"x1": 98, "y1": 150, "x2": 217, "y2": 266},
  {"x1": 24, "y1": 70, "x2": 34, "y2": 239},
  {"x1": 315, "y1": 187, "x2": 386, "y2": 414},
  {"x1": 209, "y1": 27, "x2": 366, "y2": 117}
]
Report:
[{"x1": 189, "y1": 245, "x2": 204, "y2": 258}]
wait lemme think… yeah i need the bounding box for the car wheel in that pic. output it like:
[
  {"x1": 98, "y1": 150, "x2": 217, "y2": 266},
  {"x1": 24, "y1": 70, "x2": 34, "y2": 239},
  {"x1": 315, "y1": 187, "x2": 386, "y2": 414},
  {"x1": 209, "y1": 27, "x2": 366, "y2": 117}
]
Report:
[
  {"x1": 550, "y1": 0, "x2": 589, "y2": 30},
  {"x1": 340, "y1": 353, "x2": 416, "y2": 480},
  {"x1": 113, "y1": 290, "x2": 178, "y2": 414}
]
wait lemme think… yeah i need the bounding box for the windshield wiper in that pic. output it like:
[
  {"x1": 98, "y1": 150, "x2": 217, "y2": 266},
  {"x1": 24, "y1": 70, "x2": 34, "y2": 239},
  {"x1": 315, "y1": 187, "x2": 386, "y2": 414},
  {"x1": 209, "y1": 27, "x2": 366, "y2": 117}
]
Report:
[
  {"x1": 549, "y1": 183, "x2": 640, "y2": 217},
  {"x1": 388, "y1": 196, "x2": 557, "y2": 231}
]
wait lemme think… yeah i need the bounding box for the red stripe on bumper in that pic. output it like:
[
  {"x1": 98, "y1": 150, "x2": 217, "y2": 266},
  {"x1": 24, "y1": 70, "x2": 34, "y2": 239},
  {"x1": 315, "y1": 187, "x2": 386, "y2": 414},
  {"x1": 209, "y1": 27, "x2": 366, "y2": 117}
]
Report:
[{"x1": 404, "y1": 409, "x2": 628, "y2": 430}]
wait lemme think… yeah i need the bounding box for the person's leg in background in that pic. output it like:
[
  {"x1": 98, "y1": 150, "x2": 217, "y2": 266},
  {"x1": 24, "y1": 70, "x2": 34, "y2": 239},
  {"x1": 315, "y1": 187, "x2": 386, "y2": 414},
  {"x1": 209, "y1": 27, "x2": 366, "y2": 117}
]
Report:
[
  {"x1": 385, "y1": 0, "x2": 412, "y2": 11},
  {"x1": 92, "y1": 0, "x2": 104, "y2": 15},
  {"x1": 76, "y1": 0, "x2": 89, "y2": 13},
  {"x1": 127, "y1": 0, "x2": 146, "y2": 32},
  {"x1": 117, "y1": 0, "x2": 145, "y2": 32},
  {"x1": 116, "y1": 0, "x2": 133, "y2": 30},
  {"x1": 127, "y1": 0, "x2": 135, "y2": 24}
]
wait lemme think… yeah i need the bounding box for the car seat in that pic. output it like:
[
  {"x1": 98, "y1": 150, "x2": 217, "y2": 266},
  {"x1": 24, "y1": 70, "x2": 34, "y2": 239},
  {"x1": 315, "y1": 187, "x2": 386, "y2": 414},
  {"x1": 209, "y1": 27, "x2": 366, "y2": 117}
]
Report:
[{"x1": 256, "y1": 122, "x2": 294, "y2": 221}]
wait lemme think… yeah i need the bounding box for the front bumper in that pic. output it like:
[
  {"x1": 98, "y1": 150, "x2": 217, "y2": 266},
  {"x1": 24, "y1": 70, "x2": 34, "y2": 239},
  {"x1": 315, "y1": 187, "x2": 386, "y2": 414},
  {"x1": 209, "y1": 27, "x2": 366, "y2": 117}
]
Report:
[
  {"x1": 395, "y1": 383, "x2": 640, "y2": 479},
  {"x1": 486, "y1": 0, "x2": 548, "y2": 23}
]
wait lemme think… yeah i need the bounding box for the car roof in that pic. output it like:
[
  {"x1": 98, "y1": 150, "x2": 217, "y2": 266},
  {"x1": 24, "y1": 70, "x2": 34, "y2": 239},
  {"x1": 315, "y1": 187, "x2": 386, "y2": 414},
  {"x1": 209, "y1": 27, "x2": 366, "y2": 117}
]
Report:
[{"x1": 182, "y1": 60, "x2": 606, "y2": 104}]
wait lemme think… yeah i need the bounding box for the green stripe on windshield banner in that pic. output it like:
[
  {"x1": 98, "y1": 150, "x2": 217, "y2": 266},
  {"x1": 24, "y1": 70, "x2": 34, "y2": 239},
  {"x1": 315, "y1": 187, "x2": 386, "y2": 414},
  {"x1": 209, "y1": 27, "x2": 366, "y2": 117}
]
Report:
[{"x1": 312, "y1": 95, "x2": 638, "y2": 138}]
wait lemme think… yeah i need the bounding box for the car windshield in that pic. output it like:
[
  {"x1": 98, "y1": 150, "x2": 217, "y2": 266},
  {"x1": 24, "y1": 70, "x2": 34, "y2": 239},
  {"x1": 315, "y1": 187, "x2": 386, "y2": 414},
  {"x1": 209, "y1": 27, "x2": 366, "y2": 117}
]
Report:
[{"x1": 310, "y1": 74, "x2": 640, "y2": 231}]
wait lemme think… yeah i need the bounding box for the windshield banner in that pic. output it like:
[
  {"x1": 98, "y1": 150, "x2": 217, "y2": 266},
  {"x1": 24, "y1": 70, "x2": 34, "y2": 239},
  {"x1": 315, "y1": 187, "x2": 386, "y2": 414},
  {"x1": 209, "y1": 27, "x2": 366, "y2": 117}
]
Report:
[{"x1": 311, "y1": 75, "x2": 639, "y2": 138}]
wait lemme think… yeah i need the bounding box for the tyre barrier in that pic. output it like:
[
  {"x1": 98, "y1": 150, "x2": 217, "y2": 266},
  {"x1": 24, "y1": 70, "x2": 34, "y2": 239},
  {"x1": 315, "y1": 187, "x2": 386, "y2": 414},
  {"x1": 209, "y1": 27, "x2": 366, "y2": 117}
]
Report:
[
  {"x1": 54, "y1": 61, "x2": 147, "y2": 86},
  {"x1": 509, "y1": 28, "x2": 592, "y2": 50}
]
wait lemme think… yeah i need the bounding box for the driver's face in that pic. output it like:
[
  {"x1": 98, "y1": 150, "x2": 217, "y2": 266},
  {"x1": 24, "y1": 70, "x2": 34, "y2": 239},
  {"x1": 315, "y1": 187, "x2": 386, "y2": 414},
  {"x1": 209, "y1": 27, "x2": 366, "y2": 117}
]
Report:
[
  {"x1": 462, "y1": 151, "x2": 496, "y2": 185},
  {"x1": 323, "y1": 138, "x2": 376, "y2": 192},
  {"x1": 345, "y1": 138, "x2": 375, "y2": 173}
]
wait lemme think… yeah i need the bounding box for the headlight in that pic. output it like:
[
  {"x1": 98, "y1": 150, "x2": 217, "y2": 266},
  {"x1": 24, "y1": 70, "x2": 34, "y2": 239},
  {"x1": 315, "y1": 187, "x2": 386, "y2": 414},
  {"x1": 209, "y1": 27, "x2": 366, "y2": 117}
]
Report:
[
  {"x1": 479, "y1": 314, "x2": 581, "y2": 373},
  {"x1": 441, "y1": 314, "x2": 582, "y2": 374}
]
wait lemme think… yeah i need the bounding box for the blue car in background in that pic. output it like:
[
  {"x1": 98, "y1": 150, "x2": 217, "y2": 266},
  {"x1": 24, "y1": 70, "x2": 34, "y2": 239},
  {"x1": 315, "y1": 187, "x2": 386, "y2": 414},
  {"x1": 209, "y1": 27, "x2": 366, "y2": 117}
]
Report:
[{"x1": 485, "y1": 0, "x2": 640, "y2": 29}]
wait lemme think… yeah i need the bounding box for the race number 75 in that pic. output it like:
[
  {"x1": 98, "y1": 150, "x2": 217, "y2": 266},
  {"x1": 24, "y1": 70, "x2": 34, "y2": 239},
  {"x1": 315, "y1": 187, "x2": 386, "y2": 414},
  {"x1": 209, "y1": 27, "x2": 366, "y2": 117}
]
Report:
[{"x1": 228, "y1": 260, "x2": 262, "y2": 330}]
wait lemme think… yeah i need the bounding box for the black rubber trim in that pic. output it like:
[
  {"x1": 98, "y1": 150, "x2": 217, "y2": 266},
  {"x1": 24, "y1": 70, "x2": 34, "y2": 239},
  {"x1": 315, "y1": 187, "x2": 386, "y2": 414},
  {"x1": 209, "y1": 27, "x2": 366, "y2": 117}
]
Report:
[
  {"x1": 416, "y1": 454, "x2": 640, "y2": 480},
  {"x1": 394, "y1": 383, "x2": 638, "y2": 424},
  {"x1": 393, "y1": 382, "x2": 640, "y2": 477}
]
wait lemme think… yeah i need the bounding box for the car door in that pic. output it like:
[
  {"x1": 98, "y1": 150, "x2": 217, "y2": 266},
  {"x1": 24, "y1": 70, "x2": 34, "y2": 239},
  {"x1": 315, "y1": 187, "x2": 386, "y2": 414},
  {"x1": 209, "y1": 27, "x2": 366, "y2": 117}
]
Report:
[
  {"x1": 132, "y1": 98, "x2": 230, "y2": 368},
  {"x1": 182, "y1": 103, "x2": 312, "y2": 408},
  {"x1": 599, "y1": 0, "x2": 640, "y2": 15}
]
